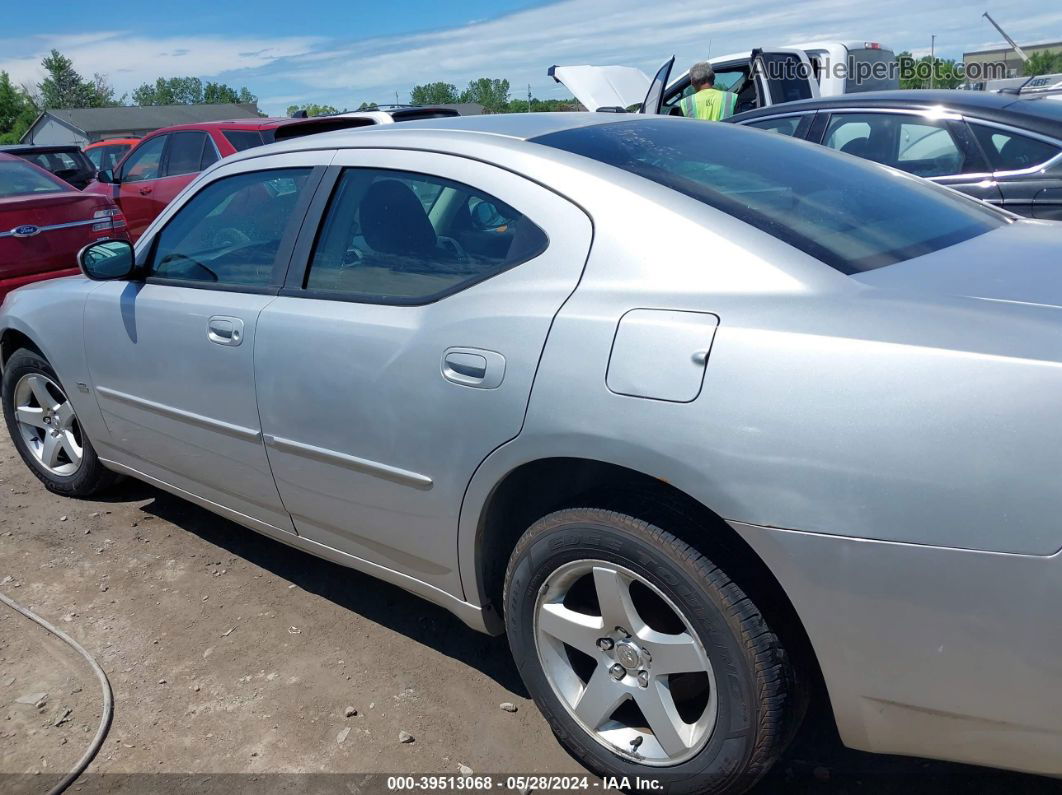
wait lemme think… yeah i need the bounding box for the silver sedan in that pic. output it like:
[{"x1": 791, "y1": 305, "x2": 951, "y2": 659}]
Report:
[{"x1": 2, "y1": 113, "x2": 1061, "y2": 792}]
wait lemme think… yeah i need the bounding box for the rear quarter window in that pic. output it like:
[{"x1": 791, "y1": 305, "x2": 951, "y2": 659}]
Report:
[{"x1": 532, "y1": 118, "x2": 1006, "y2": 274}]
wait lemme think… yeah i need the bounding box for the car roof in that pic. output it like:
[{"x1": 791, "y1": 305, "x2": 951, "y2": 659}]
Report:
[
  {"x1": 287, "y1": 111, "x2": 632, "y2": 145},
  {"x1": 141, "y1": 118, "x2": 292, "y2": 137},
  {"x1": 85, "y1": 138, "x2": 139, "y2": 147},
  {"x1": 729, "y1": 89, "x2": 1062, "y2": 139},
  {"x1": 0, "y1": 144, "x2": 83, "y2": 153}
]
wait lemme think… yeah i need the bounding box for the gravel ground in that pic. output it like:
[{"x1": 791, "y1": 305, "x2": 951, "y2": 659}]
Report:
[{"x1": 1, "y1": 431, "x2": 1059, "y2": 794}]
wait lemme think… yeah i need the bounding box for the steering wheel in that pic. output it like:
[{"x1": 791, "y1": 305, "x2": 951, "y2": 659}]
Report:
[
  {"x1": 157, "y1": 253, "x2": 218, "y2": 282},
  {"x1": 436, "y1": 235, "x2": 468, "y2": 262}
]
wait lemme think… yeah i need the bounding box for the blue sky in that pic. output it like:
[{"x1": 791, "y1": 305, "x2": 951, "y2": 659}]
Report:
[{"x1": 2, "y1": 0, "x2": 1060, "y2": 115}]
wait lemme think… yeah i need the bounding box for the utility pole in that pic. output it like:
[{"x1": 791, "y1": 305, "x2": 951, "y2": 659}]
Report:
[
  {"x1": 930, "y1": 34, "x2": 936, "y2": 88},
  {"x1": 528, "y1": 83, "x2": 532, "y2": 112}
]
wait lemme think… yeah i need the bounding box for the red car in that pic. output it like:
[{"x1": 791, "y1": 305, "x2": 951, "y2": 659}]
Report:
[
  {"x1": 0, "y1": 153, "x2": 129, "y2": 303},
  {"x1": 83, "y1": 118, "x2": 296, "y2": 241}
]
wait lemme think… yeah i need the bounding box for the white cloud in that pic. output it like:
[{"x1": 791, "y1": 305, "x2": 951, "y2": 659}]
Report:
[
  {"x1": 2, "y1": 0, "x2": 1057, "y2": 114},
  {"x1": 0, "y1": 31, "x2": 321, "y2": 97}
]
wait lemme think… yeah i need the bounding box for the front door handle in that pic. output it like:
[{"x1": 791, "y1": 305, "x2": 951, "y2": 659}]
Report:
[
  {"x1": 207, "y1": 316, "x2": 244, "y2": 346},
  {"x1": 442, "y1": 347, "x2": 505, "y2": 389}
]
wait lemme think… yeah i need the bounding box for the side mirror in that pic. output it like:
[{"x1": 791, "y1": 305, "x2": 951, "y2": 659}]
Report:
[
  {"x1": 96, "y1": 168, "x2": 116, "y2": 184},
  {"x1": 78, "y1": 240, "x2": 136, "y2": 281}
]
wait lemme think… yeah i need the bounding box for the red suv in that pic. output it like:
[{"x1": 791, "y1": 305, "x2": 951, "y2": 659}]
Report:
[{"x1": 83, "y1": 118, "x2": 294, "y2": 241}]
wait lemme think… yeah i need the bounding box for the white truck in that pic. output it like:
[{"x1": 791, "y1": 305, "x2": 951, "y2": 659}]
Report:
[{"x1": 550, "y1": 41, "x2": 898, "y2": 115}]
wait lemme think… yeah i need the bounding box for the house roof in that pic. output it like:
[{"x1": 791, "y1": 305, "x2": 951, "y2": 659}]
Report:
[{"x1": 37, "y1": 103, "x2": 261, "y2": 134}]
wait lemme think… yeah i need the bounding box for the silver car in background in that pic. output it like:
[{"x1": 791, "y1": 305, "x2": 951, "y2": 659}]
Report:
[{"x1": 2, "y1": 113, "x2": 1061, "y2": 792}]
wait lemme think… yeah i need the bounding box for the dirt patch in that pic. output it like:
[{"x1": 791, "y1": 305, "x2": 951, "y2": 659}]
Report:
[{"x1": 0, "y1": 433, "x2": 1058, "y2": 793}]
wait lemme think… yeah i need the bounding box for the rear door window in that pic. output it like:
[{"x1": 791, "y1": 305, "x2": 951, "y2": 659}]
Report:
[
  {"x1": 969, "y1": 124, "x2": 1060, "y2": 171},
  {"x1": 823, "y1": 113, "x2": 966, "y2": 177},
  {"x1": 303, "y1": 168, "x2": 548, "y2": 303},
  {"x1": 164, "y1": 132, "x2": 211, "y2": 177}
]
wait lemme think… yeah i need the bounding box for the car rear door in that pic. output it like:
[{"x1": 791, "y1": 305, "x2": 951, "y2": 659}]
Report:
[
  {"x1": 83, "y1": 152, "x2": 326, "y2": 534},
  {"x1": 252, "y1": 148, "x2": 593, "y2": 596}
]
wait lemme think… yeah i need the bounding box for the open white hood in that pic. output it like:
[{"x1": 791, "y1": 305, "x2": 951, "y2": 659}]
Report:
[{"x1": 548, "y1": 64, "x2": 651, "y2": 111}]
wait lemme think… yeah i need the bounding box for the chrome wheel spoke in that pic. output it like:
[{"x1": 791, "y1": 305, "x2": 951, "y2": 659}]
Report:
[
  {"x1": 15, "y1": 406, "x2": 47, "y2": 429},
  {"x1": 641, "y1": 631, "x2": 707, "y2": 675},
  {"x1": 26, "y1": 375, "x2": 59, "y2": 411},
  {"x1": 573, "y1": 665, "x2": 628, "y2": 728},
  {"x1": 40, "y1": 432, "x2": 62, "y2": 468},
  {"x1": 593, "y1": 566, "x2": 642, "y2": 634},
  {"x1": 538, "y1": 603, "x2": 605, "y2": 656},
  {"x1": 634, "y1": 680, "x2": 691, "y2": 758},
  {"x1": 59, "y1": 430, "x2": 82, "y2": 466},
  {"x1": 55, "y1": 401, "x2": 76, "y2": 428}
]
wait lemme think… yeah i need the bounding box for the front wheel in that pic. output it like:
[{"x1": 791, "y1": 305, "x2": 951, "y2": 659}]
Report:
[
  {"x1": 504, "y1": 509, "x2": 795, "y2": 794},
  {"x1": 2, "y1": 348, "x2": 117, "y2": 497}
]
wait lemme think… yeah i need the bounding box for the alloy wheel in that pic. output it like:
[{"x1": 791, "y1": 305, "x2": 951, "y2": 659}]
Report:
[
  {"x1": 533, "y1": 559, "x2": 718, "y2": 766},
  {"x1": 12, "y1": 373, "x2": 84, "y2": 476}
]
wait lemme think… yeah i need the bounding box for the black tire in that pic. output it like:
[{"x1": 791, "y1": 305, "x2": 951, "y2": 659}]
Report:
[
  {"x1": 504, "y1": 508, "x2": 794, "y2": 795},
  {"x1": 2, "y1": 347, "x2": 118, "y2": 497}
]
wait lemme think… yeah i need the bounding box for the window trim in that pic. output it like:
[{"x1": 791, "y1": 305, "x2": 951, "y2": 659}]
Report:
[
  {"x1": 962, "y1": 117, "x2": 1062, "y2": 177},
  {"x1": 140, "y1": 165, "x2": 327, "y2": 295},
  {"x1": 279, "y1": 164, "x2": 551, "y2": 307}
]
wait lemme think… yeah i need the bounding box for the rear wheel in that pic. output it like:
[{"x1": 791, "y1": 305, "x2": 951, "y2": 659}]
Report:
[
  {"x1": 504, "y1": 508, "x2": 794, "y2": 794},
  {"x1": 2, "y1": 348, "x2": 117, "y2": 497}
]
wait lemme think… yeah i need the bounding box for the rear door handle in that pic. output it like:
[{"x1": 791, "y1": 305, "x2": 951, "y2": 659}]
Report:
[
  {"x1": 208, "y1": 316, "x2": 244, "y2": 346},
  {"x1": 139, "y1": 186, "x2": 153, "y2": 195},
  {"x1": 442, "y1": 347, "x2": 505, "y2": 389}
]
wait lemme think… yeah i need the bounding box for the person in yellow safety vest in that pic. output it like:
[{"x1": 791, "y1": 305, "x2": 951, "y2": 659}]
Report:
[{"x1": 679, "y1": 62, "x2": 738, "y2": 121}]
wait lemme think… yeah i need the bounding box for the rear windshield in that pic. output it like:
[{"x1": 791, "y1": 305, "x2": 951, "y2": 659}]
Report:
[
  {"x1": 223, "y1": 130, "x2": 268, "y2": 152},
  {"x1": 532, "y1": 119, "x2": 1006, "y2": 274},
  {"x1": 0, "y1": 159, "x2": 68, "y2": 198},
  {"x1": 846, "y1": 48, "x2": 899, "y2": 92}
]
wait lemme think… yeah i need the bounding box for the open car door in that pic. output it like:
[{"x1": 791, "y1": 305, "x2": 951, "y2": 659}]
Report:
[
  {"x1": 549, "y1": 61, "x2": 674, "y2": 112},
  {"x1": 749, "y1": 48, "x2": 820, "y2": 108},
  {"x1": 640, "y1": 57, "x2": 676, "y2": 115}
]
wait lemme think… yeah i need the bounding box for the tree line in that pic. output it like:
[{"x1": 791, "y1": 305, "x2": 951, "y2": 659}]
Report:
[
  {"x1": 0, "y1": 49, "x2": 257, "y2": 143},
  {"x1": 287, "y1": 78, "x2": 581, "y2": 117}
]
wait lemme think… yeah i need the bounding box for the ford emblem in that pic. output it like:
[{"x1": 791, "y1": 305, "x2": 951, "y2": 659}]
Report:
[{"x1": 12, "y1": 225, "x2": 40, "y2": 238}]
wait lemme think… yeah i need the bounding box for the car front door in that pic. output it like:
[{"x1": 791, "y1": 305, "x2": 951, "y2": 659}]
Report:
[
  {"x1": 253, "y1": 149, "x2": 593, "y2": 595},
  {"x1": 115, "y1": 134, "x2": 168, "y2": 240},
  {"x1": 83, "y1": 152, "x2": 325, "y2": 534}
]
